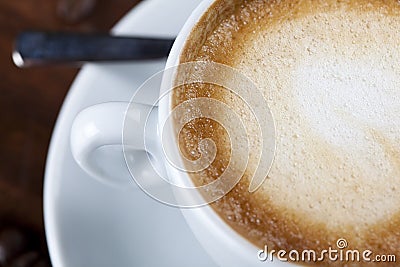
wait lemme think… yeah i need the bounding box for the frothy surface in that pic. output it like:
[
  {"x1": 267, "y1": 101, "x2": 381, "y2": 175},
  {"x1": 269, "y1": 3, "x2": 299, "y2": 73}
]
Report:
[
  {"x1": 175, "y1": 0, "x2": 400, "y2": 262},
  {"x1": 240, "y1": 8, "x2": 400, "y2": 228}
]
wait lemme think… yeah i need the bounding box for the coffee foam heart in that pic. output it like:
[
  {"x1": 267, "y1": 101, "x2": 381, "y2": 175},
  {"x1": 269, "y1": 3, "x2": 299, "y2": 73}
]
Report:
[
  {"x1": 233, "y1": 7, "x2": 400, "y2": 229},
  {"x1": 175, "y1": 0, "x2": 400, "y2": 262}
]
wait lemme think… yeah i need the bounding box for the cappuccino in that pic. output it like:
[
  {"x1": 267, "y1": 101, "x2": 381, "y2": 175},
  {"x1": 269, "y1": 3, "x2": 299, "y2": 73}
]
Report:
[{"x1": 173, "y1": 0, "x2": 400, "y2": 265}]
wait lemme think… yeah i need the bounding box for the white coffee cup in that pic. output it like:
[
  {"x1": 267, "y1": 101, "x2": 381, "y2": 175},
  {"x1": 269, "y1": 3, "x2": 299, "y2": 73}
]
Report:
[{"x1": 70, "y1": 0, "x2": 284, "y2": 266}]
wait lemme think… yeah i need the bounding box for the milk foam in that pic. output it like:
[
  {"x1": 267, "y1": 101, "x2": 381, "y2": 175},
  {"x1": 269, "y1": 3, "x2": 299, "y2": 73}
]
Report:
[
  {"x1": 176, "y1": 0, "x2": 400, "y2": 255},
  {"x1": 235, "y1": 9, "x2": 400, "y2": 228}
]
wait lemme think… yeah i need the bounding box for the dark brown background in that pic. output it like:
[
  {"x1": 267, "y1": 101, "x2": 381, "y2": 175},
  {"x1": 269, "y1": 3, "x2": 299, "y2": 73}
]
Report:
[{"x1": 0, "y1": 0, "x2": 140, "y2": 264}]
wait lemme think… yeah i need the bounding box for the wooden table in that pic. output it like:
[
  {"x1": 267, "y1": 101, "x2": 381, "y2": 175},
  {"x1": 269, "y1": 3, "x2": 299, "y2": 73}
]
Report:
[{"x1": 0, "y1": 0, "x2": 140, "y2": 264}]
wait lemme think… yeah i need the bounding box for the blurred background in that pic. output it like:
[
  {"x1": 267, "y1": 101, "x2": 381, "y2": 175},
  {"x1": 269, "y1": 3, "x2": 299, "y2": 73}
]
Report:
[{"x1": 0, "y1": 0, "x2": 140, "y2": 265}]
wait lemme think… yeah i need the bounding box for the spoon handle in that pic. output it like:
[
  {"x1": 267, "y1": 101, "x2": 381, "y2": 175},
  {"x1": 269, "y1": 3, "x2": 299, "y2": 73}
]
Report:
[{"x1": 13, "y1": 31, "x2": 175, "y2": 67}]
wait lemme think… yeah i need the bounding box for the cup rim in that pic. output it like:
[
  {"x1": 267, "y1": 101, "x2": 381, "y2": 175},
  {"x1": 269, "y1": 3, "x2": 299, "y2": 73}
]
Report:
[{"x1": 158, "y1": 0, "x2": 264, "y2": 265}]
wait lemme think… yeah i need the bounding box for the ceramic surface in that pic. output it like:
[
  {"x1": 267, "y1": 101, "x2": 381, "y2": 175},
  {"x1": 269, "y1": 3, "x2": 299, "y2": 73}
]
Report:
[{"x1": 44, "y1": 1, "x2": 216, "y2": 266}]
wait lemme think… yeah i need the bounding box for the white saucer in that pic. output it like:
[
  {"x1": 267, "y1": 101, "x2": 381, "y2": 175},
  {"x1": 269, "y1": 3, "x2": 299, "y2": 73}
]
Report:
[{"x1": 44, "y1": 1, "x2": 216, "y2": 266}]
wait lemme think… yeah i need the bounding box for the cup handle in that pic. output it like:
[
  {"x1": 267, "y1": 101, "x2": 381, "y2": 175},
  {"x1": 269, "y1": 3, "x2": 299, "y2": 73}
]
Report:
[{"x1": 70, "y1": 102, "x2": 163, "y2": 188}]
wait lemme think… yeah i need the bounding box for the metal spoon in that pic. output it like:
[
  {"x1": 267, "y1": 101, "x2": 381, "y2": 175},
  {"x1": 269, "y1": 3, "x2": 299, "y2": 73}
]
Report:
[{"x1": 13, "y1": 31, "x2": 175, "y2": 68}]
